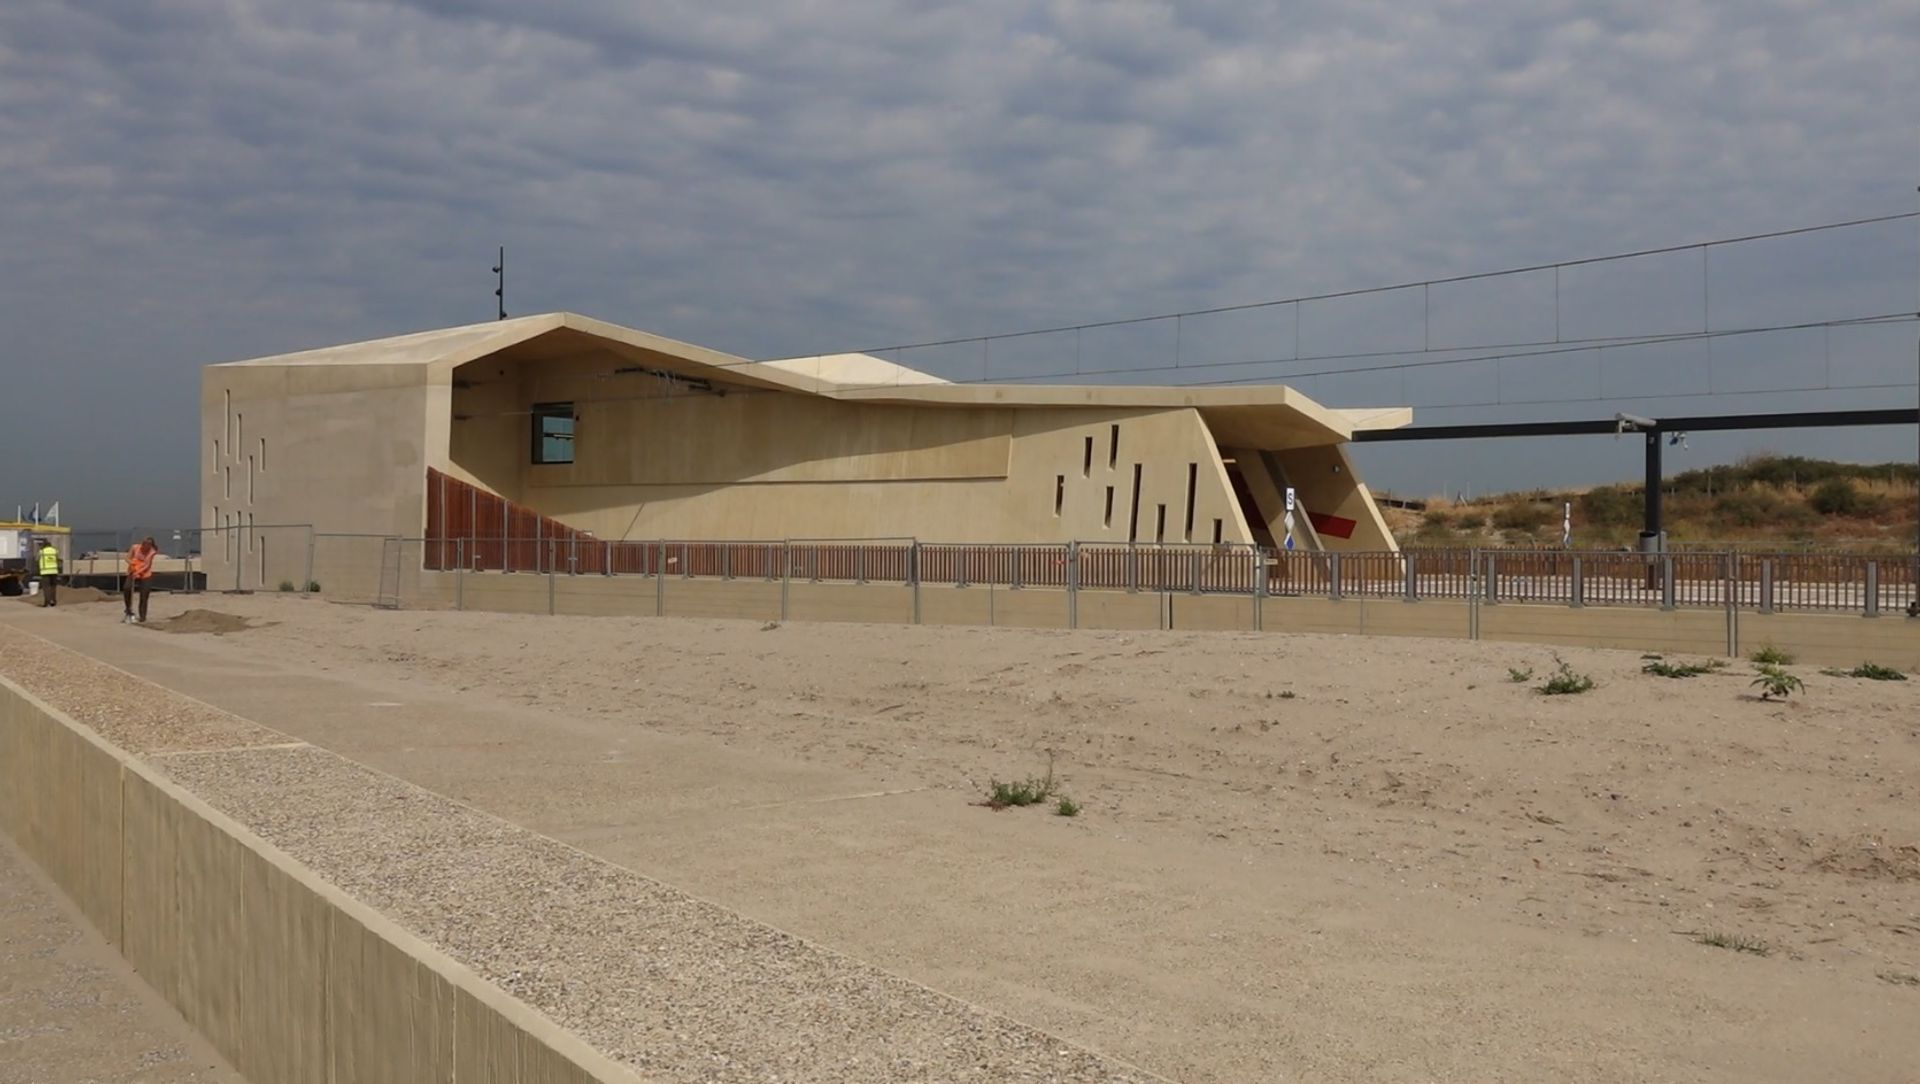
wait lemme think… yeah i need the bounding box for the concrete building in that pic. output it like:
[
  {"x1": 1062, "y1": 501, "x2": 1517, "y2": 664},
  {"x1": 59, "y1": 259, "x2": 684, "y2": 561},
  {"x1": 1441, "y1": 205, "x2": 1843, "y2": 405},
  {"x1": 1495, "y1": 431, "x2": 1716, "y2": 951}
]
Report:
[{"x1": 202, "y1": 312, "x2": 1408, "y2": 586}]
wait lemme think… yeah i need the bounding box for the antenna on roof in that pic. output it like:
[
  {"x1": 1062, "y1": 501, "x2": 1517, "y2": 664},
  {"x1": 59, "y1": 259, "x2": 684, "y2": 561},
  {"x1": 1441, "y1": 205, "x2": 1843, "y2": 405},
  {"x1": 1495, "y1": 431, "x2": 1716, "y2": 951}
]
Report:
[{"x1": 492, "y1": 246, "x2": 506, "y2": 320}]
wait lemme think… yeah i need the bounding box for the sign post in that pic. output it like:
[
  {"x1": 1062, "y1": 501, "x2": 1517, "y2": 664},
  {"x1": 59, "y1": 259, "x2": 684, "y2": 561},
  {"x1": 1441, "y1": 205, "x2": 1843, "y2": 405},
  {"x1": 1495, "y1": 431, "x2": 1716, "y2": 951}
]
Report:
[{"x1": 1282, "y1": 487, "x2": 1297, "y2": 551}]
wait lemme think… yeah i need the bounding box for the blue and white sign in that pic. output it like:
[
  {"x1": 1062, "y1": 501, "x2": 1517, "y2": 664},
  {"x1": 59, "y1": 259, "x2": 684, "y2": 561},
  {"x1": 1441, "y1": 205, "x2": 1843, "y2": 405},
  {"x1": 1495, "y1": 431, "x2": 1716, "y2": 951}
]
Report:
[{"x1": 1282, "y1": 487, "x2": 1297, "y2": 551}]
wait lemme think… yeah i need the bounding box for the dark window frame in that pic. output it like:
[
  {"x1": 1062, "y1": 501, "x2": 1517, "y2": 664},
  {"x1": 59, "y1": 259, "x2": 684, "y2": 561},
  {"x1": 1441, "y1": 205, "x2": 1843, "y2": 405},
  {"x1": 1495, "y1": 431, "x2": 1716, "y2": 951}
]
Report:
[{"x1": 531, "y1": 402, "x2": 576, "y2": 465}]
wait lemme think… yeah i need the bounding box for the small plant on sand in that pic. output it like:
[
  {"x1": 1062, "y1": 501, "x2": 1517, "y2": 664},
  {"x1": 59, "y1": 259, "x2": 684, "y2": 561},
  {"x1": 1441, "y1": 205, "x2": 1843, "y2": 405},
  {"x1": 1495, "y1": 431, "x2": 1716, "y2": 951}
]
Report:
[
  {"x1": 1642, "y1": 658, "x2": 1726, "y2": 679},
  {"x1": 1750, "y1": 664, "x2": 1804, "y2": 701},
  {"x1": 982, "y1": 754, "x2": 1059, "y2": 810},
  {"x1": 277, "y1": 579, "x2": 296, "y2": 593},
  {"x1": 1694, "y1": 931, "x2": 1770, "y2": 956},
  {"x1": 306, "y1": 580, "x2": 322, "y2": 593},
  {"x1": 1054, "y1": 796, "x2": 1082, "y2": 817},
  {"x1": 1749, "y1": 644, "x2": 1795, "y2": 666},
  {"x1": 1507, "y1": 666, "x2": 1534, "y2": 683},
  {"x1": 1820, "y1": 662, "x2": 1907, "y2": 681},
  {"x1": 1538, "y1": 661, "x2": 1595, "y2": 696}
]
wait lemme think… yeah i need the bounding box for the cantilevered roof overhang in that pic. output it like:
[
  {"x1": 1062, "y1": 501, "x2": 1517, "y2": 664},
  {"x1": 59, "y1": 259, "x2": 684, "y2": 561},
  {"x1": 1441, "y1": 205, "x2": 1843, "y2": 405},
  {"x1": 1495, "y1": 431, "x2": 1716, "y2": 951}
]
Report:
[{"x1": 211, "y1": 311, "x2": 1410, "y2": 445}]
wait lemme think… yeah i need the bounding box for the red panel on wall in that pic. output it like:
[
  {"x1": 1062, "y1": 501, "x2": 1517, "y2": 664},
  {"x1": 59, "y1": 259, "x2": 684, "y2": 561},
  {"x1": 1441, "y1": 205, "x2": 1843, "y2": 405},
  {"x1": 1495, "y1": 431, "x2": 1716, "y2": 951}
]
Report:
[{"x1": 1307, "y1": 511, "x2": 1357, "y2": 539}]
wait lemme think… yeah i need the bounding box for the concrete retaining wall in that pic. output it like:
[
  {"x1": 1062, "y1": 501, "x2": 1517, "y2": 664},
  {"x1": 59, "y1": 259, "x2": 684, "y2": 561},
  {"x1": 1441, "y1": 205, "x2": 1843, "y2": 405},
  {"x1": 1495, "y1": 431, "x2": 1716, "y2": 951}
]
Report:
[
  {"x1": 0, "y1": 678, "x2": 638, "y2": 1084},
  {"x1": 413, "y1": 568, "x2": 1919, "y2": 666}
]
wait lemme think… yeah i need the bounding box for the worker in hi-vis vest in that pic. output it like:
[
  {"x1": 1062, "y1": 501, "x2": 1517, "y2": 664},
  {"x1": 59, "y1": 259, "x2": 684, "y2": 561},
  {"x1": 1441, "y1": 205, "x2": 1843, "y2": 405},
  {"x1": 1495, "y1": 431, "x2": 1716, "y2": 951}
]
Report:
[{"x1": 36, "y1": 538, "x2": 60, "y2": 607}]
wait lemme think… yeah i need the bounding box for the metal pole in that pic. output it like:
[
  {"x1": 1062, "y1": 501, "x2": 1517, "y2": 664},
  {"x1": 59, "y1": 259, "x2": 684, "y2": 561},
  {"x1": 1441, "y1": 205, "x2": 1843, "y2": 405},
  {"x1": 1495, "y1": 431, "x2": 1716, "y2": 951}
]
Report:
[
  {"x1": 1641, "y1": 429, "x2": 1664, "y2": 550},
  {"x1": 1067, "y1": 541, "x2": 1078, "y2": 629},
  {"x1": 304, "y1": 527, "x2": 315, "y2": 594}
]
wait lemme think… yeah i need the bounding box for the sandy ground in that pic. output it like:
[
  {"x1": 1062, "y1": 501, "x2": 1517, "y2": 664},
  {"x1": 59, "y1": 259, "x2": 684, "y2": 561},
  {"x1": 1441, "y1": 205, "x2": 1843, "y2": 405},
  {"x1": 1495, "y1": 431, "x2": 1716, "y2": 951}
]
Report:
[
  {"x1": 0, "y1": 835, "x2": 242, "y2": 1084},
  {"x1": 5, "y1": 595, "x2": 1919, "y2": 1082}
]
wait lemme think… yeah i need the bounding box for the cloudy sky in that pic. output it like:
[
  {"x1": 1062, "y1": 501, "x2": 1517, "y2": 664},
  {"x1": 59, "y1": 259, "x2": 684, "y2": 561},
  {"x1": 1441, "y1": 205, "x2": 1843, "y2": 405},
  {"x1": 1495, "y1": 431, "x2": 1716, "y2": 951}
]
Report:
[{"x1": 3, "y1": 0, "x2": 1917, "y2": 530}]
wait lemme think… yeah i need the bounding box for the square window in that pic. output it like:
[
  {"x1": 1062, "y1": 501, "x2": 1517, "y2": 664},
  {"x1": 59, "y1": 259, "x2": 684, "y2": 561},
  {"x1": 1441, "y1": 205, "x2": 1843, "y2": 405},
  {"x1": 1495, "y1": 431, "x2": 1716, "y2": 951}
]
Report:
[{"x1": 531, "y1": 402, "x2": 576, "y2": 464}]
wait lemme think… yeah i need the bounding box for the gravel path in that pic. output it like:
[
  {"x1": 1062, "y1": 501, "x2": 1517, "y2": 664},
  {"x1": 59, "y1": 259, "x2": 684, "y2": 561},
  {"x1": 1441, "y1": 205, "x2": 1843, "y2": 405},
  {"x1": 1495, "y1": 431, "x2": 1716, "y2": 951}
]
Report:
[{"x1": 1, "y1": 624, "x2": 1167, "y2": 1083}]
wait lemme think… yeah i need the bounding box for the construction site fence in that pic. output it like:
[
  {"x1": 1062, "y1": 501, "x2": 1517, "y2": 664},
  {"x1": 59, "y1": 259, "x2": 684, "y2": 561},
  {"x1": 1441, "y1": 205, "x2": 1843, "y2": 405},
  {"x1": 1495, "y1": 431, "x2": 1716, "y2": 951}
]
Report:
[{"x1": 54, "y1": 526, "x2": 1920, "y2": 618}]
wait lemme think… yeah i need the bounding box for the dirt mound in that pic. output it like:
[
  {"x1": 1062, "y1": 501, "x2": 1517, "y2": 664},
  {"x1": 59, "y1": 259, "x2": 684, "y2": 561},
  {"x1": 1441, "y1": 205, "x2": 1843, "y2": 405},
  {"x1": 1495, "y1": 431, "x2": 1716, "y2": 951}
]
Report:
[
  {"x1": 13, "y1": 586, "x2": 116, "y2": 606},
  {"x1": 145, "y1": 609, "x2": 265, "y2": 636},
  {"x1": 1812, "y1": 839, "x2": 1920, "y2": 883}
]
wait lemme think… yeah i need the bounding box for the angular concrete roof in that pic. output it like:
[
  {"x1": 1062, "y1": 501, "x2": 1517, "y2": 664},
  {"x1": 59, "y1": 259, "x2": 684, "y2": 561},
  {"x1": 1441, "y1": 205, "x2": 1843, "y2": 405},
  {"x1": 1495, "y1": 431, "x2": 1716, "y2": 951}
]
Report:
[{"x1": 212, "y1": 311, "x2": 1409, "y2": 442}]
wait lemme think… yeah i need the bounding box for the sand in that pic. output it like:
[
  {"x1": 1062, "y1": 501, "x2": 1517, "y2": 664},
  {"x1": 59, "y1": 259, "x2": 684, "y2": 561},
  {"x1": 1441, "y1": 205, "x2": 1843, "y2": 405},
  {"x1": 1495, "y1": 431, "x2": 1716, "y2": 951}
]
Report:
[
  {"x1": 12, "y1": 585, "x2": 115, "y2": 607},
  {"x1": 4, "y1": 596, "x2": 1918, "y2": 1081}
]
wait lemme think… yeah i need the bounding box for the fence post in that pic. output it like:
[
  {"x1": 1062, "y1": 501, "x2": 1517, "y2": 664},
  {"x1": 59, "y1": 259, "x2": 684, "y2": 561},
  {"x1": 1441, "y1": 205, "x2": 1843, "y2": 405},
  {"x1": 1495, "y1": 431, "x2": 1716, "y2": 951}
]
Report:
[
  {"x1": 1328, "y1": 553, "x2": 1342, "y2": 601},
  {"x1": 1127, "y1": 543, "x2": 1138, "y2": 594},
  {"x1": 856, "y1": 546, "x2": 866, "y2": 585},
  {"x1": 569, "y1": 536, "x2": 578, "y2": 576},
  {"x1": 548, "y1": 563, "x2": 556, "y2": 616},
  {"x1": 605, "y1": 540, "x2": 613, "y2": 577},
  {"x1": 722, "y1": 545, "x2": 732, "y2": 581},
  {"x1": 1253, "y1": 546, "x2": 1266, "y2": 632},
  {"x1": 911, "y1": 540, "x2": 922, "y2": 625},
  {"x1": 1403, "y1": 552, "x2": 1418, "y2": 602},
  {"x1": 1189, "y1": 548, "x2": 1202, "y2": 595},
  {"x1": 1865, "y1": 561, "x2": 1880, "y2": 618},
  {"x1": 1570, "y1": 555, "x2": 1584, "y2": 608},
  {"x1": 655, "y1": 541, "x2": 666, "y2": 617},
  {"x1": 1067, "y1": 541, "x2": 1079, "y2": 629},
  {"x1": 1483, "y1": 553, "x2": 1498, "y2": 605},
  {"x1": 304, "y1": 527, "x2": 316, "y2": 595},
  {"x1": 1660, "y1": 555, "x2": 1676, "y2": 611},
  {"x1": 781, "y1": 542, "x2": 791, "y2": 621},
  {"x1": 456, "y1": 539, "x2": 465, "y2": 611},
  {"x1": 1760, "y1": 559, "x2": 1774, "y2": 614}
]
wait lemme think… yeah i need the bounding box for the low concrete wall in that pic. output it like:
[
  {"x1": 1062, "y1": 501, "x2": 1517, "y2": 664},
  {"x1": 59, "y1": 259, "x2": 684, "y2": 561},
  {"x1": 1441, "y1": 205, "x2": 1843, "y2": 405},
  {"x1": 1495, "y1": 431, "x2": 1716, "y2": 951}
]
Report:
[
  {"x1": 0, "y1": 678, "x2": 638, "y2": 1084},
  {"x1": 418, "y1": 570, "x2": 1918, "y2": 665},
  {"x1": 1739, "y1": 611, "x2": 1920, "y2": 670}
]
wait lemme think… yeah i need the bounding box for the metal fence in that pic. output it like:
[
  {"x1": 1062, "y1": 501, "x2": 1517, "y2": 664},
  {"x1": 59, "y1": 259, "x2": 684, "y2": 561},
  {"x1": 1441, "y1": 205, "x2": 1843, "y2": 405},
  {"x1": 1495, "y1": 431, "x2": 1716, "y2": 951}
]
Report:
[
  {"x1": 59, "y1": 521, "x2": 1920, "y2": 619},
  {"x1": 412, "y1": 536, "x2": 1917, "y2": 618}
]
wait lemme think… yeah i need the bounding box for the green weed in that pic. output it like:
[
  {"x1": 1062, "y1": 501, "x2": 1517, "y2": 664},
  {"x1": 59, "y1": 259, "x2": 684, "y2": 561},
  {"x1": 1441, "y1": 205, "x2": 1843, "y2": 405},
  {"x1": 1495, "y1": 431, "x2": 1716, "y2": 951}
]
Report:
[
  {"x1": 1749, "y1": 644, "x2": 1795, "y2": 666},
  {"x1": 1642, "y1": 659, "x2": 1725, "y2": 679},
  {"x1": 1507, "y1": 667, "x2": 1534, "y2": 683},
  {"x1": 1539, "y1": 662, "x2": 1596, "y2": 696},
  {"x1": 1751, "y1": 664, "x2": 1805, "y2": 701},
  {"x1": 1694, "y1": 931, "x2": 1770, "y2": 956},
  {"x1": 1054, "y1": 796, "x2": 1082, "y2": 817}
]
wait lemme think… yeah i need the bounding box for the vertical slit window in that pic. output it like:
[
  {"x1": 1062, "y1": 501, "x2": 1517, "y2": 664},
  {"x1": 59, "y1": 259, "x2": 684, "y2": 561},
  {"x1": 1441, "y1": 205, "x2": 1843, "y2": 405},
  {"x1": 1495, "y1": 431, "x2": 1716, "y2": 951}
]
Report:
[
  {"x1": 248, "y1": 455, "x2": 255, "y2": 503},
  {"x1": 212, "y1": 439, "x2": 220, "y2": 474},
  {"x1": 1212, "y1": 518, "x2": 1223, "y2": 545},
  {"x1": 1183, "y1": 462, "x2": 1197, "y2": 541},
  {"x1": 1155, "y1": 504, "x2": 1167, "y2": 544},
  {"x1": 1128, "y1": 464, "x2": 1143, "y2": 542},
  {"x1": 258, "y1": 437, "x2": 266, "y2": 472},
  {"x1": 224, "y1": 390, "x2": 231, "y2": 446},
  {"x1": 1103, "y1": 486, "x2": 1114, "y2": 528},
  {"x1": 1053, "y1": 475, "x2": 1065, "y2": 516},
  {"x1": 1109, "y1": 424, "x2": 1120, "y2": 469},
  {"x1": 1082, "y1": 436, "x2": 1093, "y2": 477},
  {"x1": 236, "y1": 412, "x2": 242, "y2": 451},
  {"x1": 224, "y1": 466, "x2": 231, "y2": 499}
]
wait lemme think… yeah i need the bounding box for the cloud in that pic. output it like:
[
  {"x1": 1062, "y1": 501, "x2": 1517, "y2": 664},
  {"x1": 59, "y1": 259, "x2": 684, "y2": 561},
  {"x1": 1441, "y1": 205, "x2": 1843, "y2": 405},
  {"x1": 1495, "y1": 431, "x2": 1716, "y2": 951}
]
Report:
[{"x1": 1, "y1": 0, "x2": 1916, "y2": 523}]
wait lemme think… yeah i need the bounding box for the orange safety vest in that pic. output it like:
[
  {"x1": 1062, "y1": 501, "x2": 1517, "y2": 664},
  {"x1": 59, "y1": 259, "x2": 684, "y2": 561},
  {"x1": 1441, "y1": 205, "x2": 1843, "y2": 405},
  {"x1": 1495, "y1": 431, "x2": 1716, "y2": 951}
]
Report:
[{"x1": 127, "y1": 546, "x2": 156, "y2": 580}]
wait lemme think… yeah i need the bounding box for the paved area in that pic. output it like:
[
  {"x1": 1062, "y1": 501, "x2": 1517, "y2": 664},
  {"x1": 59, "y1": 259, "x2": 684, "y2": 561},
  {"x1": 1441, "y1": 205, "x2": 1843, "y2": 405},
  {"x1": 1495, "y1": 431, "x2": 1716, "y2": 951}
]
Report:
[
  {"x1": 5, "y1": 598, "x2": 1918, "y2": 1083},
  {"x1": 0, "y1": 835, "x2": 243, "y2": 1084},
  {"x1": 0, "y1": 618, "x2": 1165, "y2": 1083}
]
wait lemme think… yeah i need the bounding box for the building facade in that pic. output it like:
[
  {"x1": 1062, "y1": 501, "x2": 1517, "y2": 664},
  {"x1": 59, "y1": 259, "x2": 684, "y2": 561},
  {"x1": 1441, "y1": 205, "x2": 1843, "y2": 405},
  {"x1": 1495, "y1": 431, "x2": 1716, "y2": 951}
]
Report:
[{"x1": 202, "y1": 313, "x2": 1408, "y2": 587}]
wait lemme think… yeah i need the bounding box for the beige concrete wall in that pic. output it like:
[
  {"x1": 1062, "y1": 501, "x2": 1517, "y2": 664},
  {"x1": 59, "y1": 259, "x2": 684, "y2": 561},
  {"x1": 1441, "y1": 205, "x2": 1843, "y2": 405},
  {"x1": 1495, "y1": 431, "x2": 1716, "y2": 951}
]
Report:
[
  {"x1": 787, "y1": 582, "x2": 916, "y2": 625},
  {"x1": 1738, "y1": 612, "x2": 1920, "y2": 670},
  {"x1": 416, "y1": 568, "x2": 1920, "y2": 675},
  {"x1": 1077, "y1": 589, "x2": 1166, "y2": 630},
  {"x1": 1480, "y1": 604, "x2": 1731, "y2": 656},
  {"x1": 917, "y1": 584, "x2": 992, "y2": 627},
  {"x1": 1267, "y1": 443, "x2": 1397, "y2": 552},
  {"x1": 203, "y1": 363, "x2": 437, "y2": 591},
  {"x1": 661, "y1": 579, "x2": 783, "y2": 622},
  {"x1": 1170, "y1": 594, "x2": 1253, "y2": 631},
  {"x1": 0, "y1": 677, "x2": 639, "y2": 1084}
]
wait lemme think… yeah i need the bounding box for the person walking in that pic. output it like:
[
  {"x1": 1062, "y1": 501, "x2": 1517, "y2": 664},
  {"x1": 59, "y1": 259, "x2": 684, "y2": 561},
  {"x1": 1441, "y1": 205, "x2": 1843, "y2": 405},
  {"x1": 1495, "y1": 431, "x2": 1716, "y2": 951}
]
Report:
[
  {"x1": 123, "y1": 536, "x2": 157, "y2": 624},
  {"x1": 35, "y1": 538, "x2": 60, "y2": 607}
]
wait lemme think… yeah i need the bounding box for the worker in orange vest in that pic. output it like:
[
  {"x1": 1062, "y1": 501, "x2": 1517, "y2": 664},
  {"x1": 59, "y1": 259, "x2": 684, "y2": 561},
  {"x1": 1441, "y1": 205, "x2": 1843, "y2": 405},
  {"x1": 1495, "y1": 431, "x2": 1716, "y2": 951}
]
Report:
[{"x1": 123, "y1": 536, "x2": 158, "y2": 624}]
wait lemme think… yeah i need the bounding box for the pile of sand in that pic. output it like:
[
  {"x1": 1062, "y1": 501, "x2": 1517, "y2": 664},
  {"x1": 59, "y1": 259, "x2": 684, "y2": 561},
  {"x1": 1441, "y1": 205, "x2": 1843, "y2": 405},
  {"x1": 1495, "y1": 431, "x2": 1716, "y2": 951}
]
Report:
[
  {"x1": 142, "y1": 610, "x2": 262, "y2": 636},
  {"x1": 13, "y1": 586, "x2": 116, "y2": 607}
]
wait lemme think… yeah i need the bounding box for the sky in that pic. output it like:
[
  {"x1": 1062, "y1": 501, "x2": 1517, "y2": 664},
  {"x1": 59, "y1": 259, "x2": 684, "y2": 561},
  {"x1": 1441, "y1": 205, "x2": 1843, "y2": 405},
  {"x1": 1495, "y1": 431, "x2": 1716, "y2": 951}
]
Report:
[{"x1": 2, "y1": 0, "x2": 1917, "y2": 529}]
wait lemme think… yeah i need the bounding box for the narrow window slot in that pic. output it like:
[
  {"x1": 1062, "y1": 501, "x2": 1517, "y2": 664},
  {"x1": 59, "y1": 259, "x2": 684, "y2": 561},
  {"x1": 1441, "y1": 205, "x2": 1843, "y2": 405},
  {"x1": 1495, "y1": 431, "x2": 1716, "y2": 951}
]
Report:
[
  {"x1": 1127, "y1": 464, "x2": 1142, "y2": 542},
  {"x1": 1054, "y1": 474, "x2": 1065, "y2": 517},
  {"x1": 1082, "y1": 436, "x2": 1093, "y2": 477},
  {"x1": 1212, "y1": 518, "x2": 1223, "y2": 545},
  {"x1": 1155, "y1": 504, "x2": 1167, "y2": 543},
  {"x1": 1103, "y1": 486, "x2": 1114, "y2": 528},
  {"x1": 1183, "y1": 462, "x2": 1197, "y2": 541},
  {"x1": 1109, "y1": 424, "x2": 1120, "y2": 469}
]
